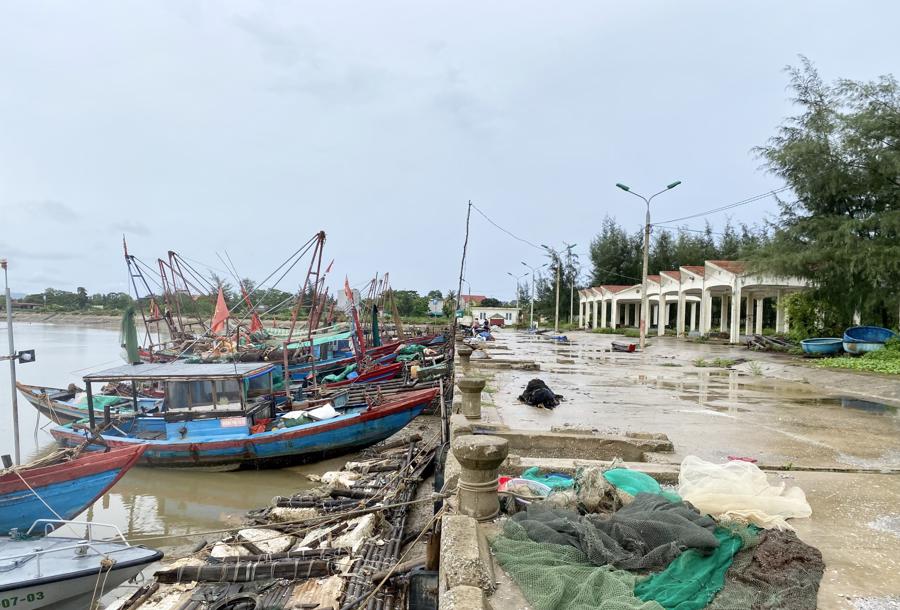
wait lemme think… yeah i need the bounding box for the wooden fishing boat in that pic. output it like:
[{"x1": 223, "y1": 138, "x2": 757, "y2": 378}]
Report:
[
  {"x1": 800, "y1": 338, "x2": 843, "y2": 355},
  {"x1": 15, "y1": 382, "x2": 162, "y2": 425},
  {"x1": 0, "y1": 520, "x2": 161, "y2": 610},
  {"x1": 49, "y1": 363, "x2": 438, "y2": 471},
  {"x1": 842, "y1": 326, "x2": 898, "y2": 355},
  {"x1": 0, "y1": 446, "x2": 146, "y2": 533}
]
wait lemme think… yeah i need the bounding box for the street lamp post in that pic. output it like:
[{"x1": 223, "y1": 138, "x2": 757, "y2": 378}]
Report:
[
  {"x1": 507, "y1": 271, "x2": 527, "y2": 327},
  {"x1": 520, "y1": 262, "x2": 542, "y2": 330},
  {"x1": 563, "y1": 242, "x2": 577, "y2": 325},
  {"x1": 615, "y1": 181, "x2": 682, "y2": 350},
  {"x1": 541, "y1": 245, "x2": 562, "y2": 333}
]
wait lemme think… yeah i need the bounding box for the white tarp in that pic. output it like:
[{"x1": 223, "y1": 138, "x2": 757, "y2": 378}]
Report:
[{"x1": 678, "y1": 455, "x2": 812, "y2": 530}]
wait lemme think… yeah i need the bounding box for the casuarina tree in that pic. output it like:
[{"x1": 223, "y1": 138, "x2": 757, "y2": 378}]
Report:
[{"x1": 755, "y1": 57, "x2": 900, "y2": 327}]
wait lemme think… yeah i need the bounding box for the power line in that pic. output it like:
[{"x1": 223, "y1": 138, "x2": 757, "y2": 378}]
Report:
[
  {"x1": 657, "y1": 186, "x2": 789, "y2": 225},
  {"x1": 470, "y1": 203, "x2": 543, "y2": 250}
]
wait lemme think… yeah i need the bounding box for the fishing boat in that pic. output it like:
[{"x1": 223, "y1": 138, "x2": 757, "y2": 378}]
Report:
[
  {"x1": 800, "y1": 338, "x2": 843, "y2": 355},
  {"x1": 15, "y1": 382, "x2": 162, "y2": 425},
  {"x1": 50, "y1": 363, "x2": 438, "y2": 471},
  {"x1": 0, "y1": 446, "x2": 146, "y2": 534},
  {"x1": 0, "y1": 520, "x2": 161, "y2": 610},
  {"x1": 842, "y1": 326, "x2": 898, "y2": 355}
]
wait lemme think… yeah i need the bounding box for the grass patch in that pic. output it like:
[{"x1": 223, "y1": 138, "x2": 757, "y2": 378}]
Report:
[
  {"x1": 748, "y1": 361, "x2": 764, "y2": 376},
  {"x1": 693, "y1": 357, "x2": 737, "y2": 368},
  {"x1": 592, "y1": 328, "x2": 641, "y2": 338},
  {"x1": 815, "y1": 339, "x2": 900, "y2": 375},
  {"x1": 660, "y1": 362, "x2": 683, "y2": 368}
]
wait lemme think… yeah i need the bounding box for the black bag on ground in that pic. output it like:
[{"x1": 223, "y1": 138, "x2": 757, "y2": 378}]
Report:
[{"x1": 518, "y1": 378, "x2": 563, "y2": 409}]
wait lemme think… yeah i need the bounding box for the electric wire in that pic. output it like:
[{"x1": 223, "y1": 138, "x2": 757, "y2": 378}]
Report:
[{"x1": 657, "y1": 186, "x2": 789, "y2": 225}]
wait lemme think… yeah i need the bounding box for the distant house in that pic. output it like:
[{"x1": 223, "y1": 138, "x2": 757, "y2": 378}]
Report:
[
  {"x1": 470, "y1": 306, "x2": 519, "y2": 327},
  {"x1": 459, "y1": 294, "x2": 487, "y2": 310}
]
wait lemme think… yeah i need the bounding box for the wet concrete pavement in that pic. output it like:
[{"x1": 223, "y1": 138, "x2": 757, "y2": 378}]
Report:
[{"x1": 465, "y1": 329, "x2": 900, "y2": 609}]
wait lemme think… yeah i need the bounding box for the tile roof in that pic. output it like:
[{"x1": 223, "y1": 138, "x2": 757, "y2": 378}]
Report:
[
  {"x1": 646, "y1": 275, "x2": 661, "y2": 283},
  {"x1": 681, "y1": 265, "x2": 706, "y2": 277},
  {"x1": 708, "y1": 260, "x2": 747, "y2": 274},
  {"x1": 660, "y1": 270, "x2": 681, "y2": 281},
  {"x1": 601, "y1": 285, "x2": 634, "y2": 293}
]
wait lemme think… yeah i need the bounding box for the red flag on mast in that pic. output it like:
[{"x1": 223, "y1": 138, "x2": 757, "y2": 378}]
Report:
[
  {"x1": 240, "y1": 287, "x2": 263, "y2": 333},
  {"x1": 211, "y1": 287, "x2": 230, "y2": 334}
]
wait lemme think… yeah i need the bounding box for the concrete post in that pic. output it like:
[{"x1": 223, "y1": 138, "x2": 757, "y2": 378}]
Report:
[
  {"x1": 457, "y1": 345, "x2": 473, "y2": 364},
  {"x1": 744, "y1": 295, "x2": 753, "y2": 336},
  {"x1": 689, "y1": 302, "x2": 696, "y2": 332},
  {"x1": 600, "y1": 299, "x2": 607, "y2": 329},
  {"x1": 700, "y1": 288, "x2": 712, "y2": 335},
  {"x1": 457, "y1": 377, "x2": 486, "y2": 420},
  {"x1": 452, "y1": 434, "x2": 509, "y2": 521},
  {"x1": 676, "y1": 291, "x2": 686, "y2": 336},
  {"x1": 730, "y1": 285, "x2": 742, "y2": 343},
  {"x1": 591, "y1": 301, "x2": 598, "y2": 329},
  {"x1": 775, "y1": 290, "x2": 785, "y2": 333},
  {"x1": 755, "y1": 297, "x2": 764, "y2": 335},
  {"x1": 719, "y1": 295, "x2": 729, "y2": 332},
  {"x1": 624, "y1": 303, "x2": 631, "y2": 327},
  {"x1": 610, "y1": 299, "x2": 618, "y2": 329},
  {"x1": 657, "y1": 294, "x2": 667, "y2": 336}
]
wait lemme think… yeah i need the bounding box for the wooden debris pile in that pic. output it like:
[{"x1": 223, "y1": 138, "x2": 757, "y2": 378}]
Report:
[
  {"x1": 746, "y1": 334, "x2": 793, "y2": 352},
  {"x1": 111, "y1": 434, "x2": 440, "y2": 610}
]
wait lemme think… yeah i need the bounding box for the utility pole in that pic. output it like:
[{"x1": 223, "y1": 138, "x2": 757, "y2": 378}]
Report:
[
  {"x1": 615, "y1": 181, "x2": 682, "y2": 350},
  {"x1": 2, "y1": 259, "x2": 21, "y2": 465}
]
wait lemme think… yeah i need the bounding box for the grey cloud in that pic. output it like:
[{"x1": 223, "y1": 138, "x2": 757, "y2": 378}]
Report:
[
  {"x1": 111, "y1": 221, "x2": 152, "y2": 237},
  {"x1": 0, "y1": 241, "x2": 75, "y2": 261},
  {"x1": 232, "y1": 13, "x2": 320, "y2": 69},
  {"x1": 3, "y1": 200, "x2": 80, "y2": 224}
]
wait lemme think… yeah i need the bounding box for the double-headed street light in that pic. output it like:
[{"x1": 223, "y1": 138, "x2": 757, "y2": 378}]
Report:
[
  {"x1": 520, "y1": 261, "x2": 545, "y2": 330},
  {"x1": 507, "y1": 271, "x2": 528, "y2": 324},
  {"x1": 615, "y1": 180, "x2": 682, "y2": 350}
]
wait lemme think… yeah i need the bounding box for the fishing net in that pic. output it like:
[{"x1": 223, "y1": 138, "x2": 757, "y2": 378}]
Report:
[
  {"x1": 604, "y1": 468, "x2": 682, "y2": 503},
  {"x1": 707, "y1": 529, "x2": 824, "y2": 610},
  {"x1": 635, "y1": 526, "x2": 758, "y2": 610},
  {"x1": 522, "y1": 467, "x2": 575, "y2": 490},
  {"x1": 491, "y1": 519, "x2": 665, "y2": 610},
  {"x1": 678, "y1": 456, "x2": 812, "y2": 530},
  {"x1": 503, "y1": 494, "x2": 719, "y2": 571}
]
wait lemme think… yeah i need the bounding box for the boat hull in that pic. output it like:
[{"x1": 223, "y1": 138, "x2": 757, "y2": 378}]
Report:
[
  {"x1": 0, "y1": 562, "x2": 151, "y2": 610},
  {"x1": 0, "y1": 446, "x2": 145, "y2": 533},
  {"x1": 50, "y1": 389, "x2": 437, "y2": 471}
]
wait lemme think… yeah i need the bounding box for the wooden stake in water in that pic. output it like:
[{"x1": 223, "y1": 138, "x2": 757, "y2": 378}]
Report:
[{"x1": 2, "y1": 259, "x2": 20, "y2": 465}]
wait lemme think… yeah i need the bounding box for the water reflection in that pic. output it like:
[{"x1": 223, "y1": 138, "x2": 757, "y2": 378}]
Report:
[{"x1": 0, "y1": 323, "x2": 348, "y2": 556}]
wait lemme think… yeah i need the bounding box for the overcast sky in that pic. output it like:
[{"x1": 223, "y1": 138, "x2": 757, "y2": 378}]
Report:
[{"x1": 1, "y1": 1, "x2": 897, "y2": 301}]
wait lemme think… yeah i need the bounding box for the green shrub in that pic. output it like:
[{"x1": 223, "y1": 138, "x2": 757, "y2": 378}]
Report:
[{"x1": 816, "y1": 338, "x2": 900, "y2": 375}]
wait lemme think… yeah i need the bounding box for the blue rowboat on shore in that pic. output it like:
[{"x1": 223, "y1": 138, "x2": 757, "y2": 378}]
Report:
[
  {"x1": 800, "y1": 338, "x2": 843, "y2": 355},
  {"x1": 842, "y1": 326, "x2": 898, "y2": 355}
]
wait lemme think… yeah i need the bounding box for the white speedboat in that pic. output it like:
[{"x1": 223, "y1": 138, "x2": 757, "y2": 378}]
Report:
[{"x1": 0, "y1": 520, "x2": 162, "y2": 610}]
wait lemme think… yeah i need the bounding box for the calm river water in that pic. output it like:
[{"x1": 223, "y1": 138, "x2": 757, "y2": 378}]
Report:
[{"x1": 0, "y1": 322, "x2": 344, "y2": 557}]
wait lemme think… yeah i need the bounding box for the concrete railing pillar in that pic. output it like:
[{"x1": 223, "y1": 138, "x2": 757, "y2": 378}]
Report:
[
  {"x1": 457, "y1": 377, "x2": 485, "y2": 420},
  {"x1": 452, "y1": 434, "x2": 508, "y2": 521},
  {"x1": 457, "y1": 345, "x2": 473, "y2": 364}
]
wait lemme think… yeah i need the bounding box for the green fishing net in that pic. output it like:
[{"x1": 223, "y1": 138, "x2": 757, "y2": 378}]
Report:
[
  {"x1": 635, "y1": 526, "x2": 758, "y2": 610},
  {"x1": 603, "y1": 468, "x2": 682, "y2": 503},
  {"x1": 491, "y1": 520, "x2": 665, "y2": 610}
]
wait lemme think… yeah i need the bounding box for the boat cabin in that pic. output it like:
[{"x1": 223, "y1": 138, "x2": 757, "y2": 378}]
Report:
[{"x1": 81, "y1": 363, "x2": 277, "y2": 430}]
